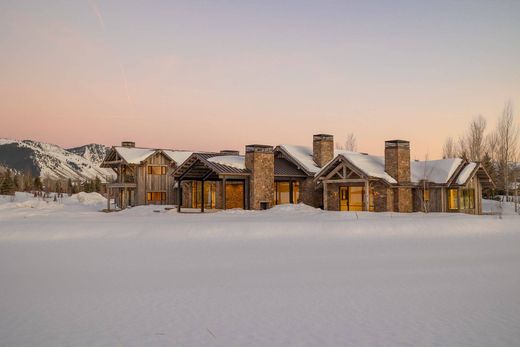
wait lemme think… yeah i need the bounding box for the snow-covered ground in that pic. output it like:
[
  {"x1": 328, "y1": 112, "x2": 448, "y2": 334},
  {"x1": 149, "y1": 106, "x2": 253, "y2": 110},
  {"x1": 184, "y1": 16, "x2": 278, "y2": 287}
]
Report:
[{"x1": 0, "y1": 193, "x2": 519, "y2": 346}]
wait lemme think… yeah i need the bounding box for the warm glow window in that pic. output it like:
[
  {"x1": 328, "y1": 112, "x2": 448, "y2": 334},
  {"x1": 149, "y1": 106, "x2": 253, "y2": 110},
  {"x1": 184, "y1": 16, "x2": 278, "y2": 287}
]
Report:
[
  {"x1": 191, "y1": 181, "x2": 217, "y2": 209},
  {"x1": 423, "y1": 189, "x2": 430, "y2": 202},
  {"x1": 448, "y1": 189, "x2": 459, "y2": 209},
  {"x1": 147, "y1": 192, "x2": 166, "y2": 202},
  {"x1": 148, "y1": 166, "x2": 166, "y2": 175},
  {"x1": 274, "y1": 181, "x2": 299, "y2": 205},
  {"x1": 461, "y1": 188, "x2": 475, "y2": 209}
]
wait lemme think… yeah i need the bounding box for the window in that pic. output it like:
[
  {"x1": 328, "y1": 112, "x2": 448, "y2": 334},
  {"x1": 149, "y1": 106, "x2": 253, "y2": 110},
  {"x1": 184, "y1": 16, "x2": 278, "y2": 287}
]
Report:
[
  {"x1": 461, "y1": 188, "x2": 475, "y2": 209},
  {"x1": 191, "y1": 181, "x2": 217, "y2": 209},
  {"x1": 423, "y1": 189, "x2": 430, "y2": 202},
  {"x1": 147, "y1": 192, "x2": 166, "y2": 202},
  {"x1": 147, "y1": 166, "x2": 166, "y2": 175},
  {"x1": 274, "y1": 181, "x2": 300, "y2": 205},
  {"x1": 448, "y1": 189, "x2": 458, "y2": 210}
]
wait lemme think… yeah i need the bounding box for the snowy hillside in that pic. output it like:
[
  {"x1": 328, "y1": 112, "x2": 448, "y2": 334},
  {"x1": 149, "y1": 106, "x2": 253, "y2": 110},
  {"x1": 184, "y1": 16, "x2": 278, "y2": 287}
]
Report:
[
  {"x1": 0, "y1": 139, "x2": 113, "y2": 181},
  {"x1": 0, "y1": 195, "x2": 519, "y2": 346},
  {"x1": 67, "y1": 143, "x2": 108, "y2": 166}
]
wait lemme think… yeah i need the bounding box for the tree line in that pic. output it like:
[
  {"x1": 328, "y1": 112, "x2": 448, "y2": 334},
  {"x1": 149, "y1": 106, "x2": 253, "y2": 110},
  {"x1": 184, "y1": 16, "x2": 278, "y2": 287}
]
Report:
[
  {"x1": 0, "y1": 169, "x2": 104, "y2": 196},
  {"x1": 442, "y1": 101, "x2": 519, "y2": 197}
]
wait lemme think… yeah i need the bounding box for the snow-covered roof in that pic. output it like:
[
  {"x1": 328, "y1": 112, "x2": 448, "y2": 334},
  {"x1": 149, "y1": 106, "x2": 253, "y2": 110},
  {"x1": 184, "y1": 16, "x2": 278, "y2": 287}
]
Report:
[
  {"x1": 455, "y1": 162, "x2": 478, "y2": 185},
  {"x1": 335, "y1": 150, "x2": 398, "y2": 184},
  {"x1": 162, "y1": 150, "x2": 193, "y2": 166},
  {"x1": 411, "y1": 158, "x2": 463, "y2": 184},
  {"x1": 114, "y1": 147, "x2": 156, "y2": 164},
  {"x1": 278, "y1": 145, "x2": 321, "y2": 174},
  {"x1": 207, "y1": 155, "x2": 246, "y2": 170}
]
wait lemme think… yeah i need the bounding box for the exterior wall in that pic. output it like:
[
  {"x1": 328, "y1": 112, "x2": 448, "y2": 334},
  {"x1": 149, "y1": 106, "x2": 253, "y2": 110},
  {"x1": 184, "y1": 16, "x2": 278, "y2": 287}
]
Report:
[
  {"x1": 245, "y1": 145, "x2": 274, "y2": 210},
  {"x1": 300, "y1": 177, "x2": 322, "y2": 208},
  {"x1": 372, "y1": 181, "x2": 391, "y2": 212},
  {"x1": 313, "y1": 134, "x2": 334, "y2": 168},
  {"x1": 393, "y1": 187, "x2": 413, "y2": 213},
  {"x1": 412, "y1": 187, "x2": 443, "y2": 212},
  {"x1": 325, "y1": 183, "x2": 341, "y2": 211}
]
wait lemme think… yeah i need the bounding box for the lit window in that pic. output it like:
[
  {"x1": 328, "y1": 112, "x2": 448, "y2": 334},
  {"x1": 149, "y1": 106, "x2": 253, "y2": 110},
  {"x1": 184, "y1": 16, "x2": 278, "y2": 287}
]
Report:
[
  {"x1": 448, "y1": 189, "x2": 458, "y2": 209},
  {"x1": 148, "y1": 166, "x2": 166, "y2": 175},
  {"x1": 423, "y1": 189, "x2": 430, "y2": 202}
]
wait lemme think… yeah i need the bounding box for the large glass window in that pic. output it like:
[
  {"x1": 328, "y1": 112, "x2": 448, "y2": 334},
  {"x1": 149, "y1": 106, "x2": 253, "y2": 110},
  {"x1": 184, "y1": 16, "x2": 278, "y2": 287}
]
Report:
[
  {"x1": 147, "y1": 166, "x2": 166, "y2": 175},
  {"x1": 461, "y1": 188, "x2": 475, "y2": 209},
  {"x1": 191, "y1": 181, "x2": 217, "y2": 209},
  {"x1": 448, "y1": 189, "x2": 459, "y2": 210},
  {"x1": 274, "y1": 181, "x2": 300, "y2": 205},
  {"x1": 147, "y1": 192, "x2": 166, "y2": 202},
  {"x1": 339, "y1": 186, "x2": 374, "y2": 211}
]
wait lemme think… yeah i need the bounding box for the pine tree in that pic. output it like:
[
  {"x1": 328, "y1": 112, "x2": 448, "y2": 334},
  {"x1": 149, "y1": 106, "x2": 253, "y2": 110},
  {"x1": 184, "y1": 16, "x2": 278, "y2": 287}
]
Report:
[
  {"x1": 67, "y1": 178, "x2": 73, "y2": 195},
  {"x1": 34, "y1": 177, "x2": 43, "y2": 191},
  {"x1": 0, "y1": 170, "x2": 16, "y2": 196},
  {"x1": 481, "y1": 152, "x2": 497, "y2": 198}
]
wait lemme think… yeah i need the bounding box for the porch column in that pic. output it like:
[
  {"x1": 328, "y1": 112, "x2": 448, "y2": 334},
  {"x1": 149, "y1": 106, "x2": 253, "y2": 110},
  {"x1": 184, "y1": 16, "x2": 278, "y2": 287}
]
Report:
[
  {"x1": 364, "y1": 180, "x2": 370, "y2": 211},
  {"x1": 323, "y1": 181, "x2": 328, "y2": 210},
  {"x1": 244, "y1": 178, "x2": 250, "y2": 210},
  {"x1": 222, "y1": 177, "x2": 227, "y2": 210},
  {"x1": 201, "y1": 180, "x2": 205, "y2": 213},
  {"x1": 177, "y1": 179, "x2": 182, "y2": 212}
]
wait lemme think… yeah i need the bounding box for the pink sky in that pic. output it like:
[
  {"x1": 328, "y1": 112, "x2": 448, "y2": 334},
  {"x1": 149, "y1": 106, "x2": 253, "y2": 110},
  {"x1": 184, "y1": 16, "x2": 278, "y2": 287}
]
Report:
[{"x1": 1, "y1": 1, "x2": 519, "y2": 159}]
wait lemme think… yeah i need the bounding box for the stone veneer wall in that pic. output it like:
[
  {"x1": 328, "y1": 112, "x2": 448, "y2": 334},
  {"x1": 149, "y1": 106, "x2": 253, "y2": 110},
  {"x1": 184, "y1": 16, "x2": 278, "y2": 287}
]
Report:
[
  {"x1": 385, "y1": 140, "x2": 412, "y2": 212},
  {"x1": 245, "y1": 145, "x2": 274, "y2": 210},
  {"x1": 313, "y1": 134, "x2": 334, "y2": 168},
  {"x1": 300, "y1": 177, "x2": 322, "y2": 208},
  {"x1": 372, "y1": 181, "x2": 392, "y2": 212}
]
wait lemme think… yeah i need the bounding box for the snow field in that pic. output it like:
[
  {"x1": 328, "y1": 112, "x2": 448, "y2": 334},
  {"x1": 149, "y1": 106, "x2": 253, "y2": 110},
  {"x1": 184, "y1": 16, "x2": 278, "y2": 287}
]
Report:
[{"x1": 0, "y1": 193, "x2": 519, "y2": 346}]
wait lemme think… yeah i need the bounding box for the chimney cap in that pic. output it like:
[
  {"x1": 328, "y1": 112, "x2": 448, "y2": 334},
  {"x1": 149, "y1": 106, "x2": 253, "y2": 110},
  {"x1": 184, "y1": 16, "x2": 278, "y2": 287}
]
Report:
[
  {"x1": 121, "y1": 141, "x2": 136, "y2": 148},
  {"x1": 220, "y1": 150, "x2": 240, "y2": 155},
  {"x1": 385, "y1": 139, "x2": 410, "y2": 148},
  {"x1": 245, "y1": 144, "x2": 273, "y2": 153},
  {"x1": 313, "y1": 134, "x2": 334, "y2": 141}
]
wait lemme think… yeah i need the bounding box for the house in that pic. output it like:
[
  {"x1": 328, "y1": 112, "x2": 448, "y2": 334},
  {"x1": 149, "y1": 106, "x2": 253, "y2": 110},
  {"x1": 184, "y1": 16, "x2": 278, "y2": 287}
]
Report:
[
  {"x1": 173, "y1": 135, "x2": 494, "y2": 214},
  {"x1": 101, "y1": 142, "x2": 192, "y2": 209}
]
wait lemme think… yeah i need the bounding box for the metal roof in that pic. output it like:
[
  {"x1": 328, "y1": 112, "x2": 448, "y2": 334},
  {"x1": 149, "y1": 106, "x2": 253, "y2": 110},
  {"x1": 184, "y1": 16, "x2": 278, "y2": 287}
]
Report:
[{"x1": 173, "y1": 152, "x2": 250, "y2": 180}]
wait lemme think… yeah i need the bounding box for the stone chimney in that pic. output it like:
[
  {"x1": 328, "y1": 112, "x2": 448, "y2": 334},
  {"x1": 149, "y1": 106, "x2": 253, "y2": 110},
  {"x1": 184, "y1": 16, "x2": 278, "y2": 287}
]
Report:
[
  {"x1": 385, "y1": 140, "x2": 412, "y2": 212},
  {"x1": 313, "y1": 134, "x2": 334, "y2": 168},
  {"x1": 220, "y1": 150, "x2": 240, "y2": 156},
  {"x1": 245, "y1": 144, "x2": 274, "y2": 210},
  {"x1": 121, "y1": 141, "x2": 135, "y2": 148},
  {"x1": 384, "y1": 140, "x2": 411, "y2": 183}
]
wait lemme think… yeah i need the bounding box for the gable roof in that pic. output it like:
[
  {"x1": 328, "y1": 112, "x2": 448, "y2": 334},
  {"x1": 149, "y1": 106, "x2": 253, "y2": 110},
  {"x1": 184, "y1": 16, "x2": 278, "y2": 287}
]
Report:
[
  {"x1": 102, "y1": 146, "x2": 193, "y2": 166},
  {"x1": 335, "y1": 150, "x2": 398, "y2": 183},
  {"x1": 411, "y1": 158, "x2": 463, "y2": 184},
  {"x1": 173, "y1": 152, "x2": 250, "y2": 180}
]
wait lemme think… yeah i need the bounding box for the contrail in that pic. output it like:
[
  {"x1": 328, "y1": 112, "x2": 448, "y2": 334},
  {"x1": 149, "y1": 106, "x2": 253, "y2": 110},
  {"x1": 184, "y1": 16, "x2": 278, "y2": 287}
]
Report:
[
  {"x1": 119, "y1": 63, "x2": 132, "y2": 104},
  {"x1": 89, "y1": 0, "x2": 105, "y2": 29},
  {"x1": 88, "y1": 0, "x2": 133, "y2": 106}
]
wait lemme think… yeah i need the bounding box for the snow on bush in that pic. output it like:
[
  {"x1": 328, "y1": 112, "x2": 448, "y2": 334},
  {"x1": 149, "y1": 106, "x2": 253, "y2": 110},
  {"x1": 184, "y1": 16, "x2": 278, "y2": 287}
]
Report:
[{"x1": 74, "y1": 192, "x2": 106, "y2": 205}]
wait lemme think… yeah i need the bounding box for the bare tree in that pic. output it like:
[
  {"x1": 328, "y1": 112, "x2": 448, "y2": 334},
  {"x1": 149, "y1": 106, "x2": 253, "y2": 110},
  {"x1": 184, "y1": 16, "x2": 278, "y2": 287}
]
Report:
[
  {"x1": 496, "y1": 101, "x2": 519, "y2": 198},
  {"x1": 344, "y1": 133, "x2": 357, "y2": 152},
  {"x1": 442, "y1": 137, "x2": 457, "y2": 158},
  {"x1": 466, "y1": 115, "x2": 487, "y2": 162}
]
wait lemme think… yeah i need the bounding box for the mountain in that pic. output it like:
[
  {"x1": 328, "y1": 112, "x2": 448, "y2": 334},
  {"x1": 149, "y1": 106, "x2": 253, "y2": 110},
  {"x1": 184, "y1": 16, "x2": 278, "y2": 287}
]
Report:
[
  {"x1": 0, "y1": 139, "x2": 113, "y2": 181},
  {"x1": 67, "y1": 144, "x2": 108, "y2": 166}
]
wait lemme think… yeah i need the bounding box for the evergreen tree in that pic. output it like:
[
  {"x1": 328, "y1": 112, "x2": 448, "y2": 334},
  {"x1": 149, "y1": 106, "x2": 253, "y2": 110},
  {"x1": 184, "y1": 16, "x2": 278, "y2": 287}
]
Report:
[
  {"x1": 34, "y1": 177, "x2": 43, "y2": 191},
  {"x1": 83, "y1": 180, "x2": 92, "y2": 193},
  {"x1": 0, "y1": 170, "x2": 16, "y2": 195},
  {"x1": 67, "y1": 178, "x2": 73, "y2": 195},
  {"x1": 481, "y1": 152, "x2": 497, "y2": 198}
]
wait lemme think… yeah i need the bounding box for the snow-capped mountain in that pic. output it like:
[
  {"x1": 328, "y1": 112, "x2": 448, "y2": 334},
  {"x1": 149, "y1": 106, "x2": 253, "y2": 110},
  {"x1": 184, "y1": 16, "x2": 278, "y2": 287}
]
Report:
[
  {"x1": 67, "y1": 144, "x2": 108, "y2": 166},
  {"x1": 0, "y1": 139, "x2": 113, "y2": 181}
]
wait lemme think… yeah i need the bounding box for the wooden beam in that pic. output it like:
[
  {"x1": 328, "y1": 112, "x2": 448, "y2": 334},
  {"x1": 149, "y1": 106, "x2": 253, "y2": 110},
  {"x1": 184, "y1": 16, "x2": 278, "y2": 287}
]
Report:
[
  {"x1": 323, "y1": 181, "x2": 328, "y2": 210},
  {"x1": 364, "y1": 180, "x2": 370, "y2": 211},
  {"x1": 322, "y1": 179, "x2": 368, "y2": 184},
  {"x1": 177, "y1": 179, "x2": 182, "y2": 212},
  {"x1": 201, "y1": 180, "x2": 205, "y2": 213},
  {"x1": 102, "y1": 160, "x2": 124, "y2": 165}
]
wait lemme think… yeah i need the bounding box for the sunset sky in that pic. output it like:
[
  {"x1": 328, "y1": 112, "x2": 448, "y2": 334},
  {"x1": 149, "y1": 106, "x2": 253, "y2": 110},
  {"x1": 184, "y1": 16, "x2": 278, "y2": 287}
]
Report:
[{"x1": 1, "y1": 0, "x2": 519, "y2": 158}]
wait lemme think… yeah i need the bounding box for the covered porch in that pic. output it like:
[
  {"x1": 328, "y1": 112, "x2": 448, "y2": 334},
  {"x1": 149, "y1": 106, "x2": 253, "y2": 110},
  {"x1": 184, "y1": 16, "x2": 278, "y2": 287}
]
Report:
[{"x1": 173, "y1": 153, "x2": 251, "y2": 213}]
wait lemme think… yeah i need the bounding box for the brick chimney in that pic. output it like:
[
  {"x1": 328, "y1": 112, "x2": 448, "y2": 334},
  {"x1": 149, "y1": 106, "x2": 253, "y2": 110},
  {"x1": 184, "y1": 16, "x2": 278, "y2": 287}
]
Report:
[
  {"x1": 384, "y1": 140, "x2": 411, "y2": 183},
  {"x1": 245, "y1": 144, "x2": 274, "y2": 210},
  {"x1": 385, "y1": 140, "x2": 412, "y2": 212},
  {"x1": 313, "y1": 134, "x2": 334, "y2": 168},
  {"x1": 121, "y1": 141, "x2": 135, "y2": 148}
]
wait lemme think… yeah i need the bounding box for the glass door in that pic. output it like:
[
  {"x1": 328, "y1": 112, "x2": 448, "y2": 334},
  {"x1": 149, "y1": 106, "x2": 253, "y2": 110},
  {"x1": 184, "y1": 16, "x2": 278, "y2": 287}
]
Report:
[{"x1": 339, "y1": 187, "x2": 349, "y2": 211}]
